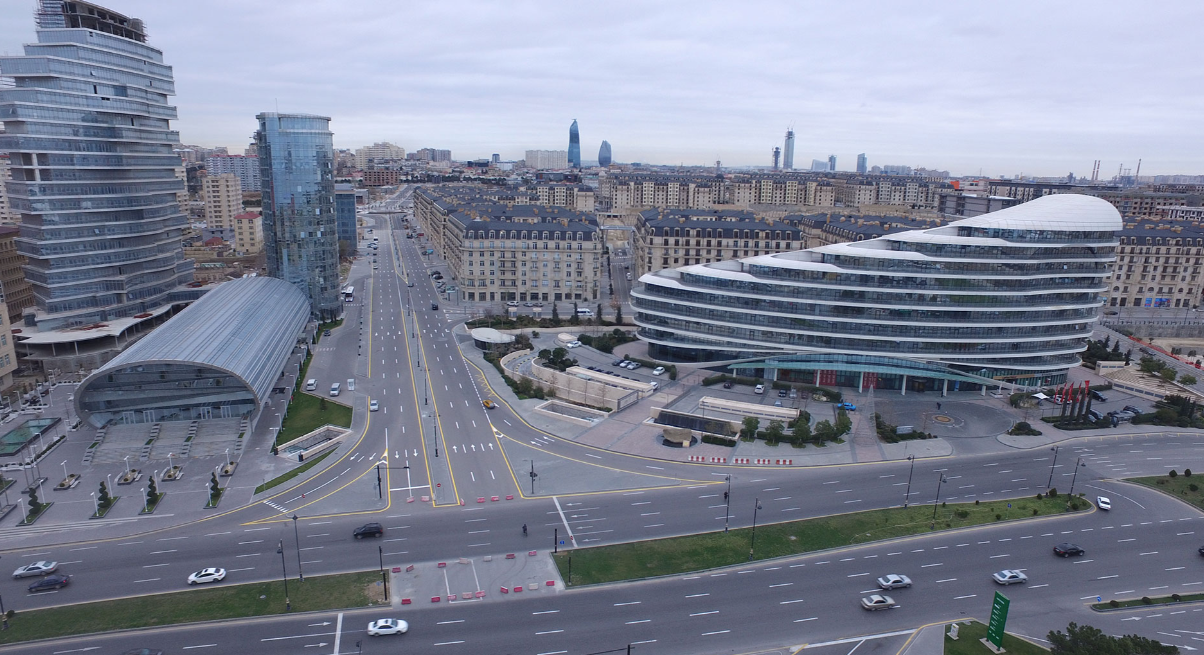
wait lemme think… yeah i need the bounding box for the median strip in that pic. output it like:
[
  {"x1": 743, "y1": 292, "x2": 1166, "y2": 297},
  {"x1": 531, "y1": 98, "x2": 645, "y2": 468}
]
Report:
[
  {"x1": 0, "y1": 570, "x2": 385, "y2": 645},
  {"x1": 554, "y1": 496, "x2": 1085, "y2": 586}
]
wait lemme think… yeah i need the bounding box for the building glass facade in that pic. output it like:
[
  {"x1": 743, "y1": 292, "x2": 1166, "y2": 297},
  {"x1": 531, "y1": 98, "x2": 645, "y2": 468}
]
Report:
[
  {"x1": 598, "y1": 140, "x2": 612, "y2": 167},
  {"x1": 568, "y1": 120, "x2": 581, "y2": 168},
  {"x1": 632, "y1": 194, "x2": 1123, "y2": 391},
  {"x1": 0, "y1": 2, "x2": 195, "y2": 330},
  {"x1": 255, "y1": 113, "x2": 339, "y2": 319},
  {"x1": 335, "y1": 184, "x2": 357, "y2": 245}
]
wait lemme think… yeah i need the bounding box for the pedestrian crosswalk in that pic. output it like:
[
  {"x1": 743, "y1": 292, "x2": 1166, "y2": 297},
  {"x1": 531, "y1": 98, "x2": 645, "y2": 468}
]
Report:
[{"x1": 263, "y1": 500, "x2": 288, "y2": 513}]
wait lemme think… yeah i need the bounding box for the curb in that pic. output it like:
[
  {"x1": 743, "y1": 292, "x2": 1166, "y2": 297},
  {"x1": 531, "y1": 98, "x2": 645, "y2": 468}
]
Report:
[{"x1": 1089, "y1": 597, "x2": 1204, "y2": 613}]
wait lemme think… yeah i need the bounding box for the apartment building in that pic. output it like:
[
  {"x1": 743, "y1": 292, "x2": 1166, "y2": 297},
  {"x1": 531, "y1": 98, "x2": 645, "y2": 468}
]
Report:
[
  {"x1": 232, "y1": 212, "x2": 263, "y2": 254},
  {"x1": 204, "y1": 154, "x2": 260, "y2": 192},
  {"x1": 0, "y1": 298, "x2": 16, "y2": 389},
  {"x1": 1094, "y1": 190, "x2": 1197, "y2": 219},
  {"x1": 524, "y1": 150, "x2": 569, "y2": 170},
  {"x1": 363, "y1": 170, "x2": 400, "y2": 187},
  {"x1": 414, "y1": 187, "x2": 602, "y2": 303},
  {"x1": 600, "y1": 174, "x2": 723, "y2": 211},
  {"x1": 1105, "y1": 221, "x2": 1204, "y2": 310},
  {"x1": 633, "y1": 209, "x2": 806, "y2": 278},
  {"x1": 0, "y1": 154, "x2": 15, "y2": 225},
  {"x1": 202, "y1": 174, "x2": 243, "y2": 236},
  {"x1": 0, "y1": 226, "x2": 35, "y2": 325},
  {"x1": 534, "y1": 184, "x2": 595, "y2": 212},
  {"x1": 355, "y1": 142, "x2": 405, "y2": 169}
]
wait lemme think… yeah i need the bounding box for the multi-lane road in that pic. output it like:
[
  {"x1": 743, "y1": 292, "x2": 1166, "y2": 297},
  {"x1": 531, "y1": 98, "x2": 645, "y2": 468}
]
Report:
[{"x1": 2, "y1": 186, "x2": 1203, "y2": 653}]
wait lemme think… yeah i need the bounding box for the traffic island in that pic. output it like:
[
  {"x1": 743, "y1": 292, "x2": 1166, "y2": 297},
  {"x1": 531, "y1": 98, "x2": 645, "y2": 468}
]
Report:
[
  {"x1": 1092, "y1": 591, "x2": 1204, "y2": 611},
  {"x1": 140, "y1": 492, "x2": 165, "y2": 515},
  {"x1": 90, "y1": 496, "x2": 120, "y2": 519},
  {"x1": 204, "y1": 488, "x2": 224, "y2": 509},
  {"x1": 945, "y1": 621, "x2": 1049, "y2": 654},
  {"x1": 1129, "y1": 470, "x2": 1204, "y2": 511},
  {"x1": 219, "y1": 461, "x2": 237, "y2": 477},
  {"x1": 116, "y1": 469, "x2": 141, "y2": 485},
  {"x1": 0, "y1": 570, "x2": 384, "y2": 646},
  {"x1": 555, "y1": 496, "x2": 1087, "y2": 586},
  {"x1": 162, "y1": 465, "x2": 184, "y2": 481},
  {"x1": 18, "y1": 501, "x2": 52, "y2": 526},
  {"x1": 53, "y1": 473, "x2": 80, "y2": 490}
]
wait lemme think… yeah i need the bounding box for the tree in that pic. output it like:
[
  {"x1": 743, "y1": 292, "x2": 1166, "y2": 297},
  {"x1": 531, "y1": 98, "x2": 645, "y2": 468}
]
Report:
[
  {"x1": 834, "y1": 409, "x2": 853, "y2": 437},
  {"x1": 570, "y1": 302, "x2": 581, "y2": 325},
  {"x1": 1103, "y1": 335, "x2": 1111, "y2": 349},
  {"x1": 147, "y1": 475, "x2": 158, "y2": 506},
  {"x1": 1160, "y1": 368, "x2": 1178, "y2": 383},
  {"x1": 209, "y1": 471, "x2": 221, "y2": 499},
  {"x1": 614, "y1": 305, "x2": 623, "y2": 324},
  {"x1": 1181, "y1": 374, "x2": 1198, "y2": 386},
  {"x1": 597, "y1": 303, "x2": 603, "y2": 322},
  {"x1": 551, "y1": 303, "x2": 560, "y2": 321},
  {"x1": 791, "y1": 418, "x2": 812, "y2": 446},
  {"x1": 763, "y1": 421, "x2": 785, "y2": 446},
  {"x1": 97, "y1": 481, "x2": 111, "y2": 509},
  {"x1": 1048, "y1": 621, "x2": 1177, "y2": 655},
  {"x1": 813, "y1": 419, "x2": 836, "y2": 443},
  {"x1": 319, "y1": 397, "x2": 328, "y2": 412},
  {"x1": 27, "y1": 487, "x2": 41, "y2": 513},
  {"x1": 1140, "y1": 357, "x2": 1164, "y2": 374},
  {"x1": 741, "y1": 416, "x2": 760, "y2": 440},
  {"x1": 1125, "y1": 349, "x2": 1132, "y2": 364}
]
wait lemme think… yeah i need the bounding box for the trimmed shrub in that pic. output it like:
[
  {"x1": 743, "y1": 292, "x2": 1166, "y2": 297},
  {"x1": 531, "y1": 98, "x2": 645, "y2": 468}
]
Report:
[
  {"x1": 1186, "y1": 468, "x2": 1193, "y2": 477},
  {"x1": 1109, "y1": 599, "x2": 1119, "y2": 608},
  {"x1": 1142, "y1": 596, "x2": 1152, "y2": 604},
  {"x1": 1170, "y1": 469, "x2": 1179, "y2": 478}
]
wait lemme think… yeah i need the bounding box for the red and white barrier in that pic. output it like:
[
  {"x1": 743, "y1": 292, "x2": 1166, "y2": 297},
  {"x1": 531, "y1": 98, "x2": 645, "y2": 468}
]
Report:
[
  {"x1": 402, "y1": 598, "x2": 412, "y2": 605},
  {"x1": 431, "y1": 596, "x2": 441, "y2": 603}
]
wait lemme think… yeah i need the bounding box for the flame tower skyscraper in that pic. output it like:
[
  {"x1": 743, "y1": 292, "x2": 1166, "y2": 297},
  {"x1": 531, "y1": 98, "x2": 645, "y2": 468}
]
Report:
[{"x1": 568, "y1": 120, "x2": 581, "y2": 168}]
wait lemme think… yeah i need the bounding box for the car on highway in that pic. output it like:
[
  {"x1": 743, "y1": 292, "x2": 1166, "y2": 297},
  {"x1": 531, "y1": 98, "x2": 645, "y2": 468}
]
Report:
[
  {"x1": 120, "y1": 650, "x2": 164, "y2": 655},
  {"x1": 407, "y1": 281, "x2": 414, "y2": 287},
  {"x1": 652, "y1": 366, "x2": 666, "y2": 375},
  {"x1": 482, "y1": 399, "x2": 497, "y2": 409},
  {"x1": 187, "y1": 568, "x2": 227, "y2": 585},
  {"x1": 876, "y1": 574, "x2": 911, "y2": 590},
  {"x1": 369, "y1": 400, "x2": 379, "y2": 412},
  {"x1": 354, "y1": 522, "x2": 384, "y2": 539},
  {"x1": 28, "y1": 574, "x2": 70, "y2": 592},
  {"x1": 1199, "y1": 544, "x2": 1204, "y2": 556},
  {"x1": 860, "y1": 594, "x2": 896, "y2": 610},
  {"x1": 1053, "y1": 543, "x2": 1085, "y2": 557},
  {"x1": 431, "y1": 303, "x2": 439, "y2": 310},
  {"x1": 1096, "y1": 496, "x2": 1111, "y2": 510},
  {"x1": 323, "y1": 329, "x2": 331, "y2": 337},
  {"x1": 837, "y1": 402, "x2": 858, "y2": 411},
  {"x1": 367, "y1": 618, "x2": 409, "y2": 636},
  {"x1": 12, "y1": 561, "x2": 58, "y2": 578},
  {"x1": 992, "y1": 569, "x2": 1027, "y2": 585}
]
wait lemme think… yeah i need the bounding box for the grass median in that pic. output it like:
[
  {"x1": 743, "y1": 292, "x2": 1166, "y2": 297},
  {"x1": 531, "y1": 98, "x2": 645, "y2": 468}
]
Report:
[
  {"x1": 0, "y1": 570, "x2": 384, "y2": 645},
  {"x1": 555, "y1": 495, "x2": 1085, "y2": 586},
  {"x1": 1092, "y1": 591, "x2": 1204, "y2": 611},
  {"x1": 276, "y1": 392, "x2": 352, "y2": 446},
  {"x1": 1128, "y1": 470, "x2": 1204, "y2": 511},
  {"x1": 945, "y1": 621, "x2": 1049, "y2": 654},
  {"x1": 254, "y1": 450, "x2": 334, "y2": 494}
]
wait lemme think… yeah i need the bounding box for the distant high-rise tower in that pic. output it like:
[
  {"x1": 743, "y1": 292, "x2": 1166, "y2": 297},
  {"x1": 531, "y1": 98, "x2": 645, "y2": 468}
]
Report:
[
  {"x1": 856, "y1": 153, "x2": 868, "y2": 174},
  {"x1": 256, "y1": 113, "x2": 338, "y2": 319},
  {"x1": 1, "y1": 0, "x2": 195, "y2": 331},
  {"x1": 598, "y1": 141, "x2": 612, "y2": 167},
  {"x1": 783, "y1": 129, "x2": 795, "y2": 170},
  {"x1": 772, "y1": 147, "x2": 781, "y2": 171},
  {"x1": 828, "y1": 155, "x2": 837, "y2": 172},
  {"x1": 568, "y1": 120, "x2": 581, "y2": 168}
]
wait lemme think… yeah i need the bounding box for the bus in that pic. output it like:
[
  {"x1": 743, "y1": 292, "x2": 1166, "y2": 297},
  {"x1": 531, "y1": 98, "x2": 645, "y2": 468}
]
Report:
[{"x1": 342, "y1": 285, "x2": 354, "y2": 302}]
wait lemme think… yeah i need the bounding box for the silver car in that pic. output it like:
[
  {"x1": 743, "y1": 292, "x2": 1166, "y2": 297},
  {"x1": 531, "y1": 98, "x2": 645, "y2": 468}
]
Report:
[
  {"x1": 12, "y1": 561, "x2": 58, "y2": 578},
  {"x1": 860, "y1": 594, "x2": 896, "y2": 610},
  {"x1": 992, "y1": 569, "x2": 1028, "y2": 585},
  {"x1": 876, "y1": 574, "x2": 912, "y2": 590}
]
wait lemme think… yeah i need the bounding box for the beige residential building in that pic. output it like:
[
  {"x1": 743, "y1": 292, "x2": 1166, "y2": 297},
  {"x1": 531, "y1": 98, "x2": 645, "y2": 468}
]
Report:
[
  {"x1": 633, "y1": 209, "x2": 806, "y2": 278},
  {"x1": 534, "y1": 184, "x2": 595, "y2": 212},
  {"x1": 232, "y1": 212, "x2": 264, "y2": 254},
  {"x1": 1105, "y1": 221, "x2": 1204, "y2": 310},
  {"x1": 0, "y1": 226, "x2": 34, "y2": 325},
  {"x1": 355, "y1": 142, "x2": 406, "y2": 170},
  {"x1": 0, "y1": 154, "x2": 15, "y2": 225},
  {"x1": 0, "y1": 297, "x2": 15, "y2": 389},
  {"x1": 202, "y1": 174, "x2": 242, "y2": 233}
]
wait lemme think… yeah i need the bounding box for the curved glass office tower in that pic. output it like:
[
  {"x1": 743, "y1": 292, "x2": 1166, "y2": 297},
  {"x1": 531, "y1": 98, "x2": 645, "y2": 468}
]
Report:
[
  {"x1": 632, "y1": 194, "x2": 1121, "y2": 391},
  {"x1": 568, "y1": 120, "x2": 581, "y2": 168},
  {"x1": 598, "y1": 140, "x2": 612, "y2": 167},
  {"x1": 0, "y1": 1, "x2": 194, "y2": 330}
]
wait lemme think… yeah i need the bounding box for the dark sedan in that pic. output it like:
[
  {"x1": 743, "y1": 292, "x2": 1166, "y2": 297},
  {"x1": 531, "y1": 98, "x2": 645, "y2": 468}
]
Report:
[
  {"x1": 28, "y1": 574, "x2": 70, "y2": 592},
  {"x1": 1053, "y1": 543, "x2": 1085, "y2": 557}
]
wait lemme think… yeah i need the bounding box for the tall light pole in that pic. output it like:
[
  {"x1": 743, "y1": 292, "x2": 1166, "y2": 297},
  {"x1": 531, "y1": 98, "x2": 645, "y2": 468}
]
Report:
[
  {"x1": 292, "y1": 514, "x2": 304, "y2": 582},
  {"x1": 378, "y1": 545, "x2": 389, "y2": 600},
  {"x1": 931, "y1": 474, "x2": 948, "y2": 527},
  {"x1": 724, "y1": 474, "x2": 731, "y2": 532},
  {"x1": 277, "y1": 540, "x2": 291, "y2": 611},
  {"x1": 1069, "y1": 457, "x2": 1085, "y2": 496},
  {"x1": 1047, "y1": 445, "x2": 1060, "y2": 489},
  {"x1": 748, "y1": 498, "x2": 763, "y2": 561},
  {"x1": 904, "y1": 455, "x2": 915, "y2": 508}
]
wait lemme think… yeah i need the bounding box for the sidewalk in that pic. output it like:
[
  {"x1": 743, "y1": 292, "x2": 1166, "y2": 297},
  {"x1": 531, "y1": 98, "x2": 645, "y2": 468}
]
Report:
[{"x1": 900, "y1": 624, "x2": 947, "y2": 655}]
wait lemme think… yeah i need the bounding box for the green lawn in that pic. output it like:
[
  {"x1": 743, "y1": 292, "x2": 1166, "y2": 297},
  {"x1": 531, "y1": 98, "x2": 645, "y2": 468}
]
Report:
[
  {"x1": 276, "y1": 392, "x2": 352, "y2": 446},
  {"x1": 1129, "y1": 471, "x2": 1204, "y2": 511},
  {"x1": 945, "y1": 621, "x2": 1049, "y2": 654},
  {"x1": 1092, "y1": 591, "x2": 1204, "y2": 610},
  {"x1": 255, "y1": 450, "x2": 334, "y2": 494},
  {"x1": 0, "y1": 571, "x2": 384, "y2": 645},
  {"x1": 555, "y1": 496, "x2": 1084, "y2": 586}
]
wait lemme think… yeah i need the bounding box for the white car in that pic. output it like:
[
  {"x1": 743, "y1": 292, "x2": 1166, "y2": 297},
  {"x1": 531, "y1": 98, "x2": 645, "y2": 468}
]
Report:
[
  {"x1": 1096, "y1": 496, "x2": 1111, "y2": 510},
  {"x1": 992, "y1": 569, "x2": 1027, "y2": 585},
  {"x1": 347, "y1": 379, "x2": 355, "y2": 391},
  {"x1": 566, "y1": 340, "x2": 582, "y2": 348},
  {"x1": 12, "y1": 561, "x2": 58, "y2": 578},
  {"x1": 876, "y1": 574, "x2": 912, "y2": 590},
  {"x1": 187, "y1": 568, "x2": 227, "y2": 585},
  {"x1": 369, "y1": 400, "x2": 379, "y2": 412},
  {"x1": 367, "y1": 618, "x2": 409, "y2": 636},
  {"x1": 860, "y1": 594, "x2": 896, "y2": 610},
  {"x1": 652, "y1": 366, "x2": 666, "y2": 376},
  {"x1": 506, "y1": 301, "x2": 519, "y2": 307},
  {"x1": 754, "y1": 384, "x2": 765, "y2": 394}
]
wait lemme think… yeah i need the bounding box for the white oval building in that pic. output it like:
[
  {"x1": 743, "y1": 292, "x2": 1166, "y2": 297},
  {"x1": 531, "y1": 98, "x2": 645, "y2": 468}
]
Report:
[{"x1": 631, "y1": 194, "x2": 1122, "y2": 393}]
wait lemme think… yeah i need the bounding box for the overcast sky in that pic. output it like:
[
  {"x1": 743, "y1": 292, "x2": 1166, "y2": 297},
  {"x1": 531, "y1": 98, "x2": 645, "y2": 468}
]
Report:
[{"x1": 2, "y1": 1, "x2": 1201, "y2": 177}]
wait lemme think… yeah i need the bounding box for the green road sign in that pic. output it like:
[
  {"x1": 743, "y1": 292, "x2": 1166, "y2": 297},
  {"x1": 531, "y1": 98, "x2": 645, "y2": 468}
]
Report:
[{"x1": 987, "y1": 591, "x2": 1011, "y2": 648}]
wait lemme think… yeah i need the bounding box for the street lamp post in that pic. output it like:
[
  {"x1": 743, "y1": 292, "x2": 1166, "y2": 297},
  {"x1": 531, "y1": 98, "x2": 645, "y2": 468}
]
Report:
[
  {"x1": 61, "y1": 460, "x2": 68, "y2": 482},
  {"x1": 904, "y1": 455, "x2": 915, "y2": 508},
  {"x1": 90, "y1": 492, "x2": 97, "y2": 516},
  {"x1": 124, "y1": 455, "x2": 131, "y2": 476},
  {"x1": 378, "y1": 545, "x2": 389, "y2": 600},
  {"x1": 141, "y1": 487, "x2": 147, "y2": 513},
  {"x1": 748, "y1": 498, "x2": 763, "y2": 560},
  {"x1": 1047, "y1": 446, "x2": 1060, "y2": 488},
  {"x1": 724, "y1": 474, "x2": 731, "y2": 532},
  {"x1": 277, "y1": 540, "x2": 291, "y2": 611},
  {"x1": 1069, "y1": 457, "x2": 1085, "y2": 496},
  {"x1": 931, "y1": 474, "x2": 948, "y2": 527},
  {"x1": 292, "y1": 514, "x2": 304, "y2": 582}
]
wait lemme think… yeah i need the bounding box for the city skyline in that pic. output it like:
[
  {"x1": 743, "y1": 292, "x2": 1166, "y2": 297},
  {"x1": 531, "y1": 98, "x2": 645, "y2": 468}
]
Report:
[{"x1": 1, "y1": 2, "x2": 1201, "y2": 177}]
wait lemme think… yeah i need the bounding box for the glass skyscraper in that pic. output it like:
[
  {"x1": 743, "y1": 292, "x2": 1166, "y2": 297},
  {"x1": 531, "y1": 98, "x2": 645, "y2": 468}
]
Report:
[
  {"x1": 0, "y1": 0, "x2": 194, "y2": 331},
  {"x1": 598, "y1": 140, "x2": 612, "y2": 167},
  {"x1": 568, "y1": 119, "x2": 581, "y2": 168},
  {"x1": 856, "y1": 153, "x2": 868, "y2": 174},
  {"x1": 783, "y1": 129, "x2": 795, "y2": 170},
  {"x1": 255, "y1": 113, "x2": 339, "y2": 320}
]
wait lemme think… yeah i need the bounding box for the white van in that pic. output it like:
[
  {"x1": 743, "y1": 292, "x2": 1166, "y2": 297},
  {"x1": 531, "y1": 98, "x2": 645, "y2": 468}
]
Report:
[
  {"x1": 577, "y1": 308, "x2": 594, "y2": 317},
  {"x1": 305, "y1": 379, "x2": 317, "y2": 391},
  {"x1": 330, "y1": 382, "x2": 341, "y2": 397}
]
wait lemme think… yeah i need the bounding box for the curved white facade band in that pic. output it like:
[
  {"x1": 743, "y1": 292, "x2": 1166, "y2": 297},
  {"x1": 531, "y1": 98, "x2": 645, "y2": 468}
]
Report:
[{"x1": 632, "y1": 194, "x2": 1122, "y2": 391}]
